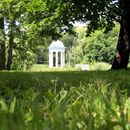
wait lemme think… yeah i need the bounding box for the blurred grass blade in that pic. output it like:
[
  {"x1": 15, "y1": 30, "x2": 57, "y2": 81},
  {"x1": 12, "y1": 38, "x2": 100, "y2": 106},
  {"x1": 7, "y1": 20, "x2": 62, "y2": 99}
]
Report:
[
  {"x1": 9, "y1": 97, "x2": 16, "y2": 113},
  {"x1": 0, "y1": 99, "x2": 8, "y2": 112}
]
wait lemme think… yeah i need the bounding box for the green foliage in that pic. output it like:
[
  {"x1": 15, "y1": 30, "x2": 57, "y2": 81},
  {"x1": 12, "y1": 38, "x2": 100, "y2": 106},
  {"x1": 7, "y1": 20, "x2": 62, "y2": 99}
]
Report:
[
  {"x1": 12, "y1": 50, "x2": 36, "y2": 70},
  {"x1": 61, "y1": 24, "x2": 119, "y2": 66},
  {"x1": 0, "y1": 30, "x2": 4, "y2": 44},
  {"x1": 0, "y1": 0, "x2": 123, "y2": 70},
  {"x1": 83, "y1": 24, "x2": 119, "y2": 64},
  {"x1": 0, "y1": 0, "x2": 69, "y2": 70},
  {"x1": 47, "y1": 0, "x2": 122, "y2": 36},
  {"x1": 61, "y1": 25, "x2": 87, "y2": 66},
  {"x1": 61, "y1": 33, "x2": 76, "y2": 67}
]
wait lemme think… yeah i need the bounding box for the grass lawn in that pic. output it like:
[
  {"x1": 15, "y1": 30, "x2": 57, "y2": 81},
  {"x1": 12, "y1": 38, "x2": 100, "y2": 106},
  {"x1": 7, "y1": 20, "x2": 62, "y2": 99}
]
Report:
[{"x1": 0, "y1": 69, "x2": 130, "y2": 130}]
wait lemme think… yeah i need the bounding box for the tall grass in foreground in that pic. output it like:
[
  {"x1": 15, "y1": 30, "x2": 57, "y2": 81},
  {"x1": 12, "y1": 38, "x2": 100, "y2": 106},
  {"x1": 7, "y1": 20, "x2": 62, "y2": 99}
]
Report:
[{"x1": 0, "y1": 81, "x2": 130, "y2": 130}]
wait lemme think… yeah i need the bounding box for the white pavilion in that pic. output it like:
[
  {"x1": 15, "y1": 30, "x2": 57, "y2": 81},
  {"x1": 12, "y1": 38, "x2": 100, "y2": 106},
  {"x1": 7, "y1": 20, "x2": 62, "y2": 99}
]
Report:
[{"x1": 48, "y1": 40, "x2": 66, "y2": 68}]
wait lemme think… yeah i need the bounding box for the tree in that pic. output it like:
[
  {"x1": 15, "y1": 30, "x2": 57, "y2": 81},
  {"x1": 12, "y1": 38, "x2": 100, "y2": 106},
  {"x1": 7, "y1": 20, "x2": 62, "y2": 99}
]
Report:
[
  {"x1": 0, "y1": 16, "x2": 6, "y2": 70},
  {"x1": 0, "y1": 0, "x2": 64, "y2": 70},
  {"x1": 51, "y1": 0, "x2": 130, "y2": 69},
  {"x1": 61, "y1": 25, "x2": 118, "y2": 67},
  {"x1": 82, "y1": 25, "x2": 119, "y2": 64},
  {"x1": 0, "y1": 0, "x2": 26, "y2": 70}
]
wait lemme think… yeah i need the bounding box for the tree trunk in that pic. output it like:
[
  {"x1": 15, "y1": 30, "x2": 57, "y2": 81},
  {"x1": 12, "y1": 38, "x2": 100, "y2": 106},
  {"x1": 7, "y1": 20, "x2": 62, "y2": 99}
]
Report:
[
  {"x1": 111, "y1": 1, "x2": 130, "y2": 69},
  {"x1": 0, "y1": 17, "x2": 6, "y2": 70},
  {"x1": 111, "y1": 20, "x2": 130, "y2": 69},
  {"x1": 6, "y1": 21, "x2": 15, "y2": 70}
]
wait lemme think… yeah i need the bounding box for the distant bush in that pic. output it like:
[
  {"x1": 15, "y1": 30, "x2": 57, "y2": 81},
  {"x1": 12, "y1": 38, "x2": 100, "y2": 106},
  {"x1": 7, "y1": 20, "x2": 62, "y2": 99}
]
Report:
[{"x1": 90, "y1": 62, "x2": 111, "y2": 70}]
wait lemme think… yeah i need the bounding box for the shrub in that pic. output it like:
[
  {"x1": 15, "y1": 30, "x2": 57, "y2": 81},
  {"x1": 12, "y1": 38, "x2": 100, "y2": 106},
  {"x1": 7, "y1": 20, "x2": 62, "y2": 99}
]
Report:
[{"x1": 90, "y1": 62, "x2": 111, "y2": 70}]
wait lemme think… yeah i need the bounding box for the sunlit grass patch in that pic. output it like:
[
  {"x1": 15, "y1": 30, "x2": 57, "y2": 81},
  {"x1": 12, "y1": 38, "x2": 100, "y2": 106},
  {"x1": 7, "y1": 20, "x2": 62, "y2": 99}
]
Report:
[
  {"x1": 30, "y1": 64, "x2": 79, "y2": 72},
  {"x1": 90, "y1": 62, "x2": 111, "y2": 70}
]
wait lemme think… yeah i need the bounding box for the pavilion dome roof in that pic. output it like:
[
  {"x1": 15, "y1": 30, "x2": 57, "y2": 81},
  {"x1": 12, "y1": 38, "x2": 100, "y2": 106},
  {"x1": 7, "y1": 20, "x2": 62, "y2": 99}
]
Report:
[{"x1": 48, "y1": 40, "x2": 65, "y2": 49}]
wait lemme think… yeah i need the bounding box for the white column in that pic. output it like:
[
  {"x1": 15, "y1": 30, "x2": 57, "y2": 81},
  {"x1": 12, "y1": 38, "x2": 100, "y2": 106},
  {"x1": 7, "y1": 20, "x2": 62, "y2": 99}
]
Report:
[
  {"x1": 56, "y1": 51, "x2": 58, "y2": 67},
  {"x1": 60, "y1": 51, "x2": 63, "y2": 67},
  {"x1": 62, "y1": 51, "x2": 65, "y2": 67},
  {"x1": 51, "y1": 51, "x2": 53, "y2": 67},
  {"x1": 49, "y1": 51, "x2": 53, "y2": 68},
  {"x1": 61, "y1": 51, "x2": 65, "y2": 67},
  {"x1": 49, "y1": 51, "x2": 51, "y2": 67}
]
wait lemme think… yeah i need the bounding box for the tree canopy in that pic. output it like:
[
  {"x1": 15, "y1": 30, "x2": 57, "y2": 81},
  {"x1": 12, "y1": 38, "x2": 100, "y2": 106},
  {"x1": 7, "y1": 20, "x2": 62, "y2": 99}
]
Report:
[
  {"x1": 0, "y1": 0, "x2": 130, "y2": 70},
  {"x1": 48, "y1": 0, "x2": 130, "y2": 69},
  {"x1": 50, "y1": 0, "x2": 129, "y2": 33}
]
